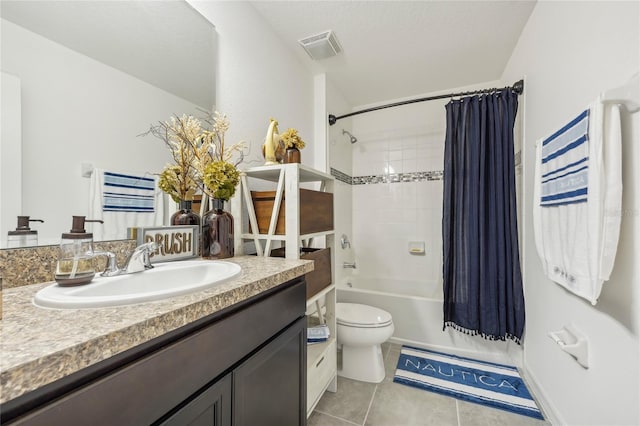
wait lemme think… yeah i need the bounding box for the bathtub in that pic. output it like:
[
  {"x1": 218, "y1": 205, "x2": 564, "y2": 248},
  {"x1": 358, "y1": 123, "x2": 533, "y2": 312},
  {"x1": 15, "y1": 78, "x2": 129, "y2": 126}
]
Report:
[{"x1": 337, "y1": 276, "x2": 516, "y2": 363}]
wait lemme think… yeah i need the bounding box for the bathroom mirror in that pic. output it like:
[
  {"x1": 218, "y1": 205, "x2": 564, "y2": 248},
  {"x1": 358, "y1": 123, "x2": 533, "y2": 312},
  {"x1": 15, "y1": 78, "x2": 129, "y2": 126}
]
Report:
[{"x1": 0, "y1": 0, "x2": 216, "y2": 247}]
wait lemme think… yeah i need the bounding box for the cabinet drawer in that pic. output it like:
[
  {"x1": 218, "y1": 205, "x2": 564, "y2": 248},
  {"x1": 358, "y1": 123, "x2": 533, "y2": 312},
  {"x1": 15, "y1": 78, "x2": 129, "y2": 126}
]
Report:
[{"x1": 307, "y1": 340, "x2": 337, "y2": 414}]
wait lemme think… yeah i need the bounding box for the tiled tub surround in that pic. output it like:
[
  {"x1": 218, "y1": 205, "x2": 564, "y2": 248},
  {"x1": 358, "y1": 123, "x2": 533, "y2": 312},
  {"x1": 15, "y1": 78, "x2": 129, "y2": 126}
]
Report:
[
  {"x1": 0, "y1": 240, "x2": 136, "y2": 289},
  {"x1": 0, "y1": 255, "x2": 313, "y2": 404},
  {"x1": 330, "y1": 131, "x2": 445, "y2": 286}
]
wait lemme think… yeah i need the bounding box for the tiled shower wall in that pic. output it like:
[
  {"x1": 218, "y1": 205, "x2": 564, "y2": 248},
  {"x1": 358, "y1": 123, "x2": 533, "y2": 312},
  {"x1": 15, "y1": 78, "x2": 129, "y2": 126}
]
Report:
[{"x1": 333, "y1": 130, "x2": 446, "y2": 287}]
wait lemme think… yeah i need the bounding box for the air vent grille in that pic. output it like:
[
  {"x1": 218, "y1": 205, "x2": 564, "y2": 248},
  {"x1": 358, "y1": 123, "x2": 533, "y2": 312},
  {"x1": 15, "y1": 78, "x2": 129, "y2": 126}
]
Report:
[
  {"x1": 298, "y1": 30, "x2": 342, "y2": 60},
  {"x1": 299, "y1": 31, "x2": 331, "y2": 45}
]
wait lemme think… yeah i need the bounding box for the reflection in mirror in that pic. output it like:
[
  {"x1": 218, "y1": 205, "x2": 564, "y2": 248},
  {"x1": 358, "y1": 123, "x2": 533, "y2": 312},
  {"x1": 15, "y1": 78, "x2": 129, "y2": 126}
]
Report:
[{"x1": 0, "y1": 1, "x2": 216, "y2": 247}]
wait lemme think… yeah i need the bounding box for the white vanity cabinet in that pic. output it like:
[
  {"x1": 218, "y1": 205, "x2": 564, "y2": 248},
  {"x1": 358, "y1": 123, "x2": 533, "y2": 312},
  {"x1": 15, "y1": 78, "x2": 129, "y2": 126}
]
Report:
[{"x1": 232, "y1": 163, "x2": 338, "y2": 417}]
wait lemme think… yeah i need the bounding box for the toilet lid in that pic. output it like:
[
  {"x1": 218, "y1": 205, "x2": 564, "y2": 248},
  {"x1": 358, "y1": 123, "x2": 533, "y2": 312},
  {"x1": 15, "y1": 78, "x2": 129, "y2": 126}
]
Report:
[{"x1": 336, "y1": 303, "x2": 393, "y2": 327}]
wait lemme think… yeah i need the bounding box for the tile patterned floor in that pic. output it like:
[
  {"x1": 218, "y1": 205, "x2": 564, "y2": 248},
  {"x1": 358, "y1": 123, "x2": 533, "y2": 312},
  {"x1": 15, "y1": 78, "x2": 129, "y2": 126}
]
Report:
[{"x1": 309, "y1": 343, "x2": 551, "y2": 426}]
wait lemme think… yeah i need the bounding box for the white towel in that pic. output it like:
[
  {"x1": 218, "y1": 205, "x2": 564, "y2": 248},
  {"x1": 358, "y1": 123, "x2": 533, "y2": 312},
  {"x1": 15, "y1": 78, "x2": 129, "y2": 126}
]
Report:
[
  {"x1": 88, "y1": 168, "x2": 169, "y2": 240},
  {"x1": 533, "y1": 98, "x2": 622, "y2": 305}
]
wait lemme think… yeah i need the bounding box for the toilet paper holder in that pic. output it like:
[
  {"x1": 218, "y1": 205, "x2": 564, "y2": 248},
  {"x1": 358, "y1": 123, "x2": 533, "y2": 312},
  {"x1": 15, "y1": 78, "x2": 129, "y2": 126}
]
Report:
[{"x1": 548, "y1": 324, "x2": 589, "y2": 369}]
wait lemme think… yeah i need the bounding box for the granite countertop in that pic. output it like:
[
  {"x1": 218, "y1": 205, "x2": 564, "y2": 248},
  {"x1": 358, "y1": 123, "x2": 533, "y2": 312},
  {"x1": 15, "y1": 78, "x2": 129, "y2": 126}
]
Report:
[{"x1": 0, "y1": 256, "x2": 313, "y2": 404}]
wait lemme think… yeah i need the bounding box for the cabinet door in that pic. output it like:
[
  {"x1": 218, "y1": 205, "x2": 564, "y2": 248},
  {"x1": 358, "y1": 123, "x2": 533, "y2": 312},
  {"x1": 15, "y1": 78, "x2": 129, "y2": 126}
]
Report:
[
  {"x1": 158, "y1": 374, "x2": 231, "y2": 426},
  {"x1": 233, "y1": 317, "x2": 306, "y2": 426}
]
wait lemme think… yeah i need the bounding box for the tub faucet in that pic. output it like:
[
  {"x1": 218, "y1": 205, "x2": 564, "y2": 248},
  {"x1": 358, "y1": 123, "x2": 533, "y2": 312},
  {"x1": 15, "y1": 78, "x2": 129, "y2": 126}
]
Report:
[
  {"x1": 340, "y1": 234, "x2": 351, "y2": 249},
  {"x1": 343, "y1": 261, "x2": 357, "y2": 269}
]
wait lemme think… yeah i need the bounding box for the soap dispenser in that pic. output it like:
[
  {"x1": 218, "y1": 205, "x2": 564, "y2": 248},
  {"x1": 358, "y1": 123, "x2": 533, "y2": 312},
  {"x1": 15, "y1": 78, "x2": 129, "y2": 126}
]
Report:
[
  {"x1": 7, "y1": 216, "x2": 44, "y2": 248},
  {"x1": 55, "y1": 216, "x2": 103, "y2": 286}
]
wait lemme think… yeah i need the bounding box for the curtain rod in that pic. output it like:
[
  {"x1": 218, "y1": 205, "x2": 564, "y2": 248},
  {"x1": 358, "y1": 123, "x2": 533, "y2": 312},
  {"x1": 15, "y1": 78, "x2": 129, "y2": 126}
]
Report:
[{"x1": 328, "y1": 80, "x2": 524, "y2": 126}]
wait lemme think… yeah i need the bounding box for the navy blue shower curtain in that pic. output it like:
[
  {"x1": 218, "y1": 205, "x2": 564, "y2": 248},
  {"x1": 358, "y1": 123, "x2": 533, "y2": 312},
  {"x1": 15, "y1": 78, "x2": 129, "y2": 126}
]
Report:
[{"x1": 442, "y1": 89, "x2": 525, "y2": 343}]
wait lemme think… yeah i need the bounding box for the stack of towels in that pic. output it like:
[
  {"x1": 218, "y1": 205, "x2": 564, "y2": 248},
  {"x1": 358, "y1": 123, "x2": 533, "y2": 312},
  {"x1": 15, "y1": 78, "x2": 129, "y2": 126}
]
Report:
[{"x1": 533, "y1": 97, "x2": 622, "y2": 305}]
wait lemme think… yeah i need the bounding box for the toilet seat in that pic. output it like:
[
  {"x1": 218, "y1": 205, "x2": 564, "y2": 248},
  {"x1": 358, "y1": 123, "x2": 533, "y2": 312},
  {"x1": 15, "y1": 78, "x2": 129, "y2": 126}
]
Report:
[{"x1": 336, "y1": 303, "x2": 393, "y2": 328}]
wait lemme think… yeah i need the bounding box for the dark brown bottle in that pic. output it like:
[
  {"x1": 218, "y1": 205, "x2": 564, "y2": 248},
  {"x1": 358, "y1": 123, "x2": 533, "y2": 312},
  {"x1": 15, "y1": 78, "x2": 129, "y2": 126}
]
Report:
[
  {"x1": 202, "y1": 199, "x2": 234, "y2": 259},
  {"x1": 171, "y1": 200, "x2": 200, "y2": 226}
]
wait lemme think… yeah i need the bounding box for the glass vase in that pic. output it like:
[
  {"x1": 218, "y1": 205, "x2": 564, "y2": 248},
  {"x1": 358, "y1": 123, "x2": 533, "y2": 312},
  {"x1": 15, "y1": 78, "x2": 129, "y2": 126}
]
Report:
[
  {"x1": 202, "y1": 199, "x2": 234, "y2": 259},
  {"x1": 171, "y1": 200, "x2": 200, "y2": 226}
]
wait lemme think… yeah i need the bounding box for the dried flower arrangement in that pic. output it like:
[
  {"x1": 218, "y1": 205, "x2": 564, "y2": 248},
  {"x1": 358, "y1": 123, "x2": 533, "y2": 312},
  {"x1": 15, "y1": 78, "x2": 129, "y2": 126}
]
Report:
[
  {"x1": 279, "y1": 128, "x2": 306, "y2": 150},
  {"x1": 142, "y1": 111, "x2": 244, "y2": 202}
]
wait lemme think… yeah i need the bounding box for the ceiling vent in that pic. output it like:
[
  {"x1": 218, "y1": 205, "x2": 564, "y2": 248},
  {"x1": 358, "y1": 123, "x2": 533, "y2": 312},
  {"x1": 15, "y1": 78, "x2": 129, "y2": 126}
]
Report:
[{"x1": 298, "y1": 30, "x2": 342, "y2": 60}]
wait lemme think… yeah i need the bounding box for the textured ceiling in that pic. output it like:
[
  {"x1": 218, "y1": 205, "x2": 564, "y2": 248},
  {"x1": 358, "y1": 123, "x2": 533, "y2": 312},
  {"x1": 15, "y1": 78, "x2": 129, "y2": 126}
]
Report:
[{"x1": 251, "y1": 1, "x2": 536, "y2": 107}]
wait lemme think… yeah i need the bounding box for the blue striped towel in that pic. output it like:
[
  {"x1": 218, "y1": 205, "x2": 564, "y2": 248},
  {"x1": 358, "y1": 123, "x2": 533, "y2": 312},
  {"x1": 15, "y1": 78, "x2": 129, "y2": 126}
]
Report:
[
  {"x1": 540, "y1": 109, "x2": 590, "y2": 207},
  {"x1": 103, "y1": 171, "x2": 155, "y2": 213}
]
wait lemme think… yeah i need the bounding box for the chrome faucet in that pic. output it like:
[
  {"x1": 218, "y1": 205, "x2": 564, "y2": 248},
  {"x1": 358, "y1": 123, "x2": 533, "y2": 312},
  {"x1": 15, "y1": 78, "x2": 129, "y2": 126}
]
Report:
[
  {"x1": 123, "y1": 242, "x2": 158, "y2": 273},
  {"x1": 343, "y1": 261, "x2": 357, "y2": 269},
  {"x1": 96, "y1": 242, "x2": 159, "y2": 277},
  {"x1": 95, "y1": 251, "x2": 120, "y2": 277},
  {"x1": 340, "y1": 234, "x2": 351, "y2": 249}
]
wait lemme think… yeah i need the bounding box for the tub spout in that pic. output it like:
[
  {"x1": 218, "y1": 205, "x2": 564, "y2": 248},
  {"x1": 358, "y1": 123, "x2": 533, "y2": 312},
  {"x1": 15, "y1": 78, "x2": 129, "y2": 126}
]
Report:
[{"x1": 343, "y1": 261, "x2": 356, "y2": 269}]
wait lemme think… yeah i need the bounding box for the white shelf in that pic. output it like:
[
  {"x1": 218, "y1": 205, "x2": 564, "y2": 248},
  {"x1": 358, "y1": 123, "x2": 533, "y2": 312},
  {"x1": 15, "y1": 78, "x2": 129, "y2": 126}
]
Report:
[
  {"x1": 233, "y1": 163, "x2": 337, "y2": 416},
  {"x1": 240, "y1": 233, "x2": 287, "y2": 241},
  {"x1": 240, "y1": 230, "x2": 335, "y2": 243},
  {"x1": 233, "y1": 163, "x2": 335, "y2": 259},
  {"x1": 241, "y1": 163, "x2": 333, "y2": 183},
  {"x1": 306, "y1": 284, "x2": 335, "y2": 307}
]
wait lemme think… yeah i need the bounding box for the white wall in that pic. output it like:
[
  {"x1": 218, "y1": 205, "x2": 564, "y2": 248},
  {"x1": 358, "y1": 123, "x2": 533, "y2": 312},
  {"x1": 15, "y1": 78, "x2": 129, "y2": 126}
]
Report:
[
  {"x1": 326, "y1": 78, "x2": 354, "y2": 284},
  {"x1": 0, "y1": 72, "x2": 22, "y2": 244},
  {"x1": 1, "y1": 19, "x2": 199, "y2": 244},
  {"x1": 501, "y1": 2, "x2": 640, "y2": 425},
  {"x1": 314, "y1": 74, "x2": 329, "y2": 173},
  {"x1": 188, "y1": 1, "x2": 316, "y2": 174}
]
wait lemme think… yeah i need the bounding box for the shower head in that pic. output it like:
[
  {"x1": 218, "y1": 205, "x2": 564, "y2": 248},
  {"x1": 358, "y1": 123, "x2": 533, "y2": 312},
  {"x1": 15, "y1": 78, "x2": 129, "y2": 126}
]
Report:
[{"x1": 342, "y1": 129, "x2": 358, "y2": 144}]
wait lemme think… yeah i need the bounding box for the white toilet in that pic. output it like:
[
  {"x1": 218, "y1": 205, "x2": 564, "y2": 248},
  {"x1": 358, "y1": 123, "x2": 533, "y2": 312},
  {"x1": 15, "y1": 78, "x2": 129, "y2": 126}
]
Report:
[{"x1": 336, "y1": 302, "x2": 394, "y2": 383}]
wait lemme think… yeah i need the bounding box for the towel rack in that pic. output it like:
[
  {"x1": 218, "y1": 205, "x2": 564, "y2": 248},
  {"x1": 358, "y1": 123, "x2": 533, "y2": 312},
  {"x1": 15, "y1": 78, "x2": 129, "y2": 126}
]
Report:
[{"x1": 601, "y1": 72, "x2": 640, "y2": 112}]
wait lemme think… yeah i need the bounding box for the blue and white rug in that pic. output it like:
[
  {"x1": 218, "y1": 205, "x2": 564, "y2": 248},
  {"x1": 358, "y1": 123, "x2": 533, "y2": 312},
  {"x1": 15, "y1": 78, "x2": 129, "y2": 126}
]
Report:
[{"x1": 394, "y1": 346, "x2": 544, "y2": 420}]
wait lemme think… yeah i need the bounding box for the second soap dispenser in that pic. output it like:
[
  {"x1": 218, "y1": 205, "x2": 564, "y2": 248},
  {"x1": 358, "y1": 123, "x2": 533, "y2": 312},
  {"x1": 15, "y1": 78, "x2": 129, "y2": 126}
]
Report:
[
  {"x1": 55, "y1": 216, "x2": 103, "y2": 286},
  {"x1": 7, "y1": 216, "x2": 44, "y2": 248}
]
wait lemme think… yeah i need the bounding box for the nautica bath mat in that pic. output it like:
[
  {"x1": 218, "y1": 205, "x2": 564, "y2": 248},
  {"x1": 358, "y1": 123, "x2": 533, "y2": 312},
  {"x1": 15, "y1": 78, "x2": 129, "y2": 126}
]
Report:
[{"x1": 393, "y1": 346, "x2": 544, "y2": 420}]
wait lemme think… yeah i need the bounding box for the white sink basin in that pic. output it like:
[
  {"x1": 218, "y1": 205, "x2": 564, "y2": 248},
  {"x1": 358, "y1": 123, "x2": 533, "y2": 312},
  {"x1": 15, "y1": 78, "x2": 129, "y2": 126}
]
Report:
[{"x1": 34, "y1": 260, "x2": 241, "y2": 309}]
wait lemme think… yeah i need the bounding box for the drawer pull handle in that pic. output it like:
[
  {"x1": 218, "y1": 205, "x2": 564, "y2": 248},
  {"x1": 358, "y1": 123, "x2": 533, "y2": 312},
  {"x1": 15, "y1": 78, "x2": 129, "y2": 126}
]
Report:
[{"x1": 315, "y1": 356, "x2": 325, "y2": 368}]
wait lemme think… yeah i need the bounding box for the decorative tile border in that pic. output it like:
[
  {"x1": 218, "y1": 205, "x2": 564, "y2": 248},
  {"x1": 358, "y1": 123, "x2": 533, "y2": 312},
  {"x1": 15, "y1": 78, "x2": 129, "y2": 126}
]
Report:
[
  {"x1": 330, "y1": 167, "x2": 353, "y2": 185},
  {"x1": 354, "y1": 171, "x2": 444, "y2": 185},
  {"x1": 331, "y1": 167, "x2": 443, "y2": 185}
]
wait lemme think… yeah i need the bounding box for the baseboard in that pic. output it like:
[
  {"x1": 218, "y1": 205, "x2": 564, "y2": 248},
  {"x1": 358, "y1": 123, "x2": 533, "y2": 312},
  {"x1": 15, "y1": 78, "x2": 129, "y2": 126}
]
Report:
[{"x1": 521, "y1": 357, "x2": 562, "y2": 425}]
